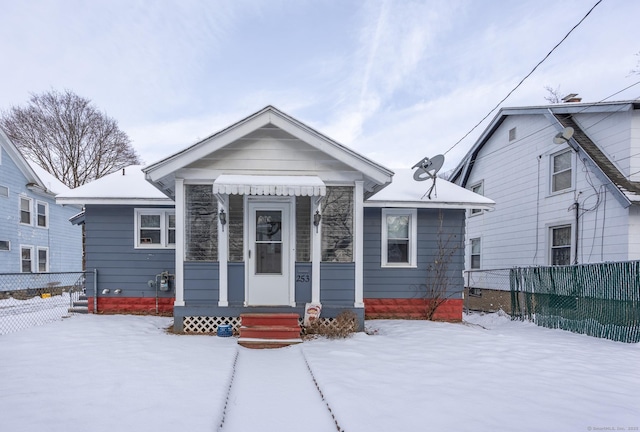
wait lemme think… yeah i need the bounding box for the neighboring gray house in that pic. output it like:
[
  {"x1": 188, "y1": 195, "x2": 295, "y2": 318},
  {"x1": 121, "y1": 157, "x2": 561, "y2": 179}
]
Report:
[
  {"x1": 57, "y1": 106, "x2": 493, "y2": 331},
  {"x1": 0, "y1": 128, "x2": 82, "y2": 274},
  {"x1": 451, "y1": 99, "x2": 640, "y2": 274}
]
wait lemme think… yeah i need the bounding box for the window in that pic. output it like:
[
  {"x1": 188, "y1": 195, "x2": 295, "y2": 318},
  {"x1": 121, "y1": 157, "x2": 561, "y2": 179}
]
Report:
[
  {"x1": 508, "y1": 127, "x2": 517, "y2": 142},
  {"x1": 470, "y1": 238, "x2": 481, "y2": 269},
  {"x1": 185, "y1": 185, "x2": 218, "y2": 261},
  {"x1": 20, "y1": 197, "x2": 32, "y2": 225},
  {"x1": 0, "y1": 185, "x2": 8, "y2": 198},
  {"x1": 0, "y1": 240, "x2": 9, "y2": 251},
  {"x1": 550, "y1": 225, "x2": 572, "y2": 265},
  {"x1": 469, "y1": 181, "x2": 484, "y2": 215},
  {"x1": 36, "y1": 201, "x2": 48, "y2": 228},
  {"x1": 21, "y1": 246, "x2": 33, "y2": 273},
  {"x1": 551, "y1": 150, "x2": 572, "y2": 193},
  {"x1": 135, "y1": 209, "x2": 176, "y2": 248},
  {"x1": 37, "y1": 247, "x2": 49, "y2": 272},
  {"x1": 382, "y1": 209, "x2": 417, "y2": 267},
  {"x1": 322, "y1": 186, "x2": 353, "y2": 262}
]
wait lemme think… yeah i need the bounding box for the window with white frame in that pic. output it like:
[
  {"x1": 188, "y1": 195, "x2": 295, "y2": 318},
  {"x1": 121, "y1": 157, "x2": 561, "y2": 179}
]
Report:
[
  {"x1": 470, "y1": 237, "x2": 481, "y2": 269},
  {"x1": 21, "y1": 246, "x2": 33, "y2": 272},
  {"x1": 36, "y1": 201, "x2": 48, "y2": 228},
  {"x1": 37, "y1": 247, "x2": 49, "y2": 272},
  {"x1": 469, "y1": 181, "x2": 484, "y2": 215},
  {"x1": 550, "y1": 225, "x2": 572, "y2": 265},
  {"x1": 551, "y1": 150, "x2": 572, "y2": 193},
  {"x1": 20, "y1": 196, "x2": 32, "y2": 225},
  {"x1": 135, "y1": 209, "x2": 176, "y2": 248},
  {"x1": 0, "y1": 240, "x2": 9, "y2": 251},
  {"x1": 0, "y1": 185, "x2": 8, "y2": 198},
  {"x1": 381, "y1": 208, "x2": 417, "y2": 267}
]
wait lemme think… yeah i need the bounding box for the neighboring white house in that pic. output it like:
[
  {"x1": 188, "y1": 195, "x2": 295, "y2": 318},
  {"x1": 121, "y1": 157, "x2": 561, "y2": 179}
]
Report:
[
  {"x1": 0, "y1": 128, "x2": 83, "y2": 274},
  {"x1": 451, "y1": 99, "x2": 640, "y2": 272}
]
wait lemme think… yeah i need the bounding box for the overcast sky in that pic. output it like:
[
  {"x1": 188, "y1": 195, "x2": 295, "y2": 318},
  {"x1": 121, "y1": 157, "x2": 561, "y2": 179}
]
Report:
[{"x1": 1, "y1": 0, "x2": 639, "y2": 171}]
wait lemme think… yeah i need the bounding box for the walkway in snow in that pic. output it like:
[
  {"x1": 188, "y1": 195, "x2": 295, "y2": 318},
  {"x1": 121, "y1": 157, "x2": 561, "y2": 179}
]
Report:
[{"x1": 220, "y1": 345, "x2": 339, "y2": 432}]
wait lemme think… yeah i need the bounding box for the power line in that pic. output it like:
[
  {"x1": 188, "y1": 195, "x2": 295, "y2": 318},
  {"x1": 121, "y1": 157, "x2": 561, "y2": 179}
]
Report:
[{"x1": 443, "y1": 0, "x2": 605, "y2": 156}]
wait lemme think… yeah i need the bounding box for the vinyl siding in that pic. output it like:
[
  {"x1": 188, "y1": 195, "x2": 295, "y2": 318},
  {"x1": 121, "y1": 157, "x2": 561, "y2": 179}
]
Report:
[
  {"x1": 85, "y1": 205, "x2": 174, "y2": 297},
  {"x1": 363, "y1": 208, "x2": 465, "y2": 299}
]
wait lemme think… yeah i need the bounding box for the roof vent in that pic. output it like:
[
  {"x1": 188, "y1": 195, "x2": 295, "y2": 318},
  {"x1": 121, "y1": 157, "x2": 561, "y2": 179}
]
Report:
[{"x1": 562, "y1": 93, "x2": 582, "y2": 103}]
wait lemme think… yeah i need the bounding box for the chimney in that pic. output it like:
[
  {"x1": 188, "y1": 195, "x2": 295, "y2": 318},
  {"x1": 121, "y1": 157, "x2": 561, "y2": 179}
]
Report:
[{"x1": 562, "y1": 93, "x2": 582, "y2": 103}]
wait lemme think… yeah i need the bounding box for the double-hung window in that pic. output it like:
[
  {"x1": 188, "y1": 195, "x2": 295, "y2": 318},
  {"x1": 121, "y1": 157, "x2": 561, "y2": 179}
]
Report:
[
  {"x1": 469, "y1": 181, "x2": 484, "y2": 215},
  {"x1": 551, "y1": 150, "x2": 572, "y2": 193},
  {"x1": 550, "y1": 225, "x2": 572, "y2": 265},
  {"x1": 36, "y1": 201, "x2": 48, "y2": 228},
  {"x1": 37, "y1": 247, "x2": 49, "y2": 272},
  {"x1": 135, "y1": 209, "x2": 176, "y2": 248},
  {"x1": 470, "y1": 238, "x2": 481, "y2": 269},
  {"x1": 20, "y1": 197, "x2": 32, "y2": 225},
  {"x1": 381, "y1": 209, "x2": 417, "y2": 267},
  {"x1": 21, "y1": 246, "x2": 34, "y2": 273}
]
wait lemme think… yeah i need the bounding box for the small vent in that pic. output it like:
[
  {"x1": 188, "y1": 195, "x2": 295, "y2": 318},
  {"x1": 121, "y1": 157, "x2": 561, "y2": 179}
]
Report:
[{"x1": 508, "y1": 127, "x2": 517, "y2": 142}]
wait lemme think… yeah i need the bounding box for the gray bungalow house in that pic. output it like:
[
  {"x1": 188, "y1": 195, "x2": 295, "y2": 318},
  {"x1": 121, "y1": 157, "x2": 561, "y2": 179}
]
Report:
[{"x1": 57, "y1": 106, "x2": 493, "y2": 332}]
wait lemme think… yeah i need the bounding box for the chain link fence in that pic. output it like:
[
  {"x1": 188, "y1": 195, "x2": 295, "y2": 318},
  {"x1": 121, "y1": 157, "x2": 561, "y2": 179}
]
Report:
[
  {"x1": 510, "y1": 262, "x2": 640, "y2": 343},
  {"x1": 464, "y1": 269, "x2": 512, "y2": 313},
  {"x1": 0, "y1": 272, "x2": 89, "y2": 335}
]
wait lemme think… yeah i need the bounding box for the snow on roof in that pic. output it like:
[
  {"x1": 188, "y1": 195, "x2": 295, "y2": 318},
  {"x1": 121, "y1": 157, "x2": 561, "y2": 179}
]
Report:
[
  {"x1": 365, "y1": 169, "x2": 495, "y2": 209},
  {"x1": 56, "y1": 165, "x2": 173, "y2": 205},
  {"x1": 26, "y1": 161, "x2": 70, "y2": 195}
]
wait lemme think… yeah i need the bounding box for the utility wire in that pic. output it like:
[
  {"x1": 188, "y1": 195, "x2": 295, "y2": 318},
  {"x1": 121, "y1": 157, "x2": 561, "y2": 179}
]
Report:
[{"x1": 443, "y1": 0, "x2": 605, "y2": 156}]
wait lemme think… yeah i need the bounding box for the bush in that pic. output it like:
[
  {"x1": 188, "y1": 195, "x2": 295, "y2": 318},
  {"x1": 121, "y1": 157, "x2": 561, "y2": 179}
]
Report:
[{"x1": 305, "y1": 310, "x2": 358, "y2": 339}]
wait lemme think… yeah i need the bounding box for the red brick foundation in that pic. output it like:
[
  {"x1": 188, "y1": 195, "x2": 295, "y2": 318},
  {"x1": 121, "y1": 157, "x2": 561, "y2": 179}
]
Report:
[
  {"x1": 364, "y1": 298, "x2": 462, "y2": 321},
  {"x1": 88, "y1": 297, "x2": 174, "y2": 315}
]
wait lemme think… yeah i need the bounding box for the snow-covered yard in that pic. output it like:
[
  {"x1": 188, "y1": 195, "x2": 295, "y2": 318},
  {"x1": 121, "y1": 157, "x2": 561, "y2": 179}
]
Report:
[{"x1": 0, "y1": 313, "x2": 638, "y2": 432}]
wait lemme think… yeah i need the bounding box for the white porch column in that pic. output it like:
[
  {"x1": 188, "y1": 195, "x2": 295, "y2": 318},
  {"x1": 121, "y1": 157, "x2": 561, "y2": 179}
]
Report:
[
  {"x1": 354, "y1": 181, "x2": 364, "y2": 307},
  {"x1": 174, "y1": 178, "x2": 185, "y2": 307},
  {"x1": 217, "y1": 194, "x2": 229, "y2": 307},
  {"x1": 311, "y1": 197, "x2": 322, "y2": 303}
]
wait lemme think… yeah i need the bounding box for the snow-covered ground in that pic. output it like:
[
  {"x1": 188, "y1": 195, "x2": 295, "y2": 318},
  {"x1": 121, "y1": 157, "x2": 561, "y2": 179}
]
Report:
[{"x1": 0, "y1": 313, "x2": 638, "y2": 432}]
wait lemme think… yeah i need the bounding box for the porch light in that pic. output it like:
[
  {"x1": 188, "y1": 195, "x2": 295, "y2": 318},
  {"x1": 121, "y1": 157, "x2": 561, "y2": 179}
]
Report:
[
  {"x1": 219, "y1": 209, "x2": 227, "y2": 231},
  {"x1": 313, "y1": 210, "x2": 322, "y2": 230}
]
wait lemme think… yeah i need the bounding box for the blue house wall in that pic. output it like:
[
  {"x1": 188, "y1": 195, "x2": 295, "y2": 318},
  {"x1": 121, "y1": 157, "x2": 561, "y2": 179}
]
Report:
[{"x1": 0, "y1": 146, "x2": 82, "y2": 273}]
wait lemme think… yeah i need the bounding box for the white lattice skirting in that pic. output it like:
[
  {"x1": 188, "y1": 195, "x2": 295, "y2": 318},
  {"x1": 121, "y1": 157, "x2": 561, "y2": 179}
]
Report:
[{"x1": 183, "y1": 316, "x2": 241, "y2": 334}]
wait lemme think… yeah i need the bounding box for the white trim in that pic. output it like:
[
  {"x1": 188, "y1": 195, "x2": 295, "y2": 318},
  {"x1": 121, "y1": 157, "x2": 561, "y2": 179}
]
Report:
[
  {"x1": 217, "y1": 195, "x2": 229, "y2": 307},
  {"x1": 311, "y1": 196, "x2": 322, "y2": 303},
  {"x1": 381, "y1": 208, "x2": 418, "y2": 268},
  {"x1": 20, "y1": 245, "x2": 34, "y2": 273},
  {"x1": 468, "y1": 181, "x2": 484, "y2": 216},
  {"x1": 134, "y1": 208, "x2": 176, "y2": 249},
  {"x1": 174, "y1": 179, "x2": 185, "y2": 307},
  {"x1": 364, "y1": 200, "x2": 494, "y2": 210},
  {"x1": 56, "y1": 198, "x2": 173, "y2": 206},
  {"x1": 36, "y1": 200, "x2": 49, "y2": 228},
  {"x1": 37, "y1": 246, "x2": 49, "y2": 272},
  {"x1": 19, "y1": 196, "x2": 33, "y2": 226},
  {"x1": 354, "y1": 181, "x2": 364, "y2": 308}
]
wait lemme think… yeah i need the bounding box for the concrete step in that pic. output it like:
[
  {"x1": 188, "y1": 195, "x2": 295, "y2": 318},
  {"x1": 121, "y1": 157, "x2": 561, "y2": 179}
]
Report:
[
  {"x1": 78, "y1": 294, "x2": 88, "y2": 301},
  {"x1": 68, "y1": 306, "x2": 89, "y2": 314},
  {"x1": 73, "y1": 300, "x2": 88, "y2": 307},
  {"x1": 237, "y1": 337, "x2": 302, "y2": 349}
]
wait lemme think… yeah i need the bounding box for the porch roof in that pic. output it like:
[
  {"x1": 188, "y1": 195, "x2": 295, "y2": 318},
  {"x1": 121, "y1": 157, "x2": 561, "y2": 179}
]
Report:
[{"x1": 212, "y1": 174, "x2": 326, "y2": 196}]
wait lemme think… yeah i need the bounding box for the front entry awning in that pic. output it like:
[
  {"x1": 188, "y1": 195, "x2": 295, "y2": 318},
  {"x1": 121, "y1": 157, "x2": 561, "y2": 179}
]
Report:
[{"x1": 212, "y1": 175, "x2": 326, "y2": 196}]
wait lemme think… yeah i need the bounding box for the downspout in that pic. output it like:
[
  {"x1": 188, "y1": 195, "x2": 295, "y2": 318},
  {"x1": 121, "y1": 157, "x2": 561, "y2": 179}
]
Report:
[
  {"x1": 572, "y1": 201, "x2": 579, "y2": 265},
  {"x1": 93, "y1": 268, "x2": 98, "y2": 313}
]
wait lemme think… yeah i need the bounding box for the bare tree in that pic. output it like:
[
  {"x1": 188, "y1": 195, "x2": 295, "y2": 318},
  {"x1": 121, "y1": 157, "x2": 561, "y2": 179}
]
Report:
[
  {"x1": 0, "y1": 89, "x2": 140, "y2": 188},
  {"x1": 544, "y1": 85, "x2": 565, "y2": 104}
]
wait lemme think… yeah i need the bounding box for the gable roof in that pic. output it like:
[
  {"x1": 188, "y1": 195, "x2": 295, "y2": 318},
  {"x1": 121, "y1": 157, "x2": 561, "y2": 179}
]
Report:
[
  {"x1": 143, "y1": 106, "x2": 394, "y2": 199},
  {"x1": 450, "y1": 100, "x2": 640, "y2": 207},
  {"x1": 0, "y1": 128, "x2": 66, "y2": 197}
]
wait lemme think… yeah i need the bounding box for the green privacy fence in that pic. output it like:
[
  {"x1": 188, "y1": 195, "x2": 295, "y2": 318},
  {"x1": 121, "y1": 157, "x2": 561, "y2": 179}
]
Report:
[{"x1": 510, "y1": 261, "x2": 640, "y2": 343}]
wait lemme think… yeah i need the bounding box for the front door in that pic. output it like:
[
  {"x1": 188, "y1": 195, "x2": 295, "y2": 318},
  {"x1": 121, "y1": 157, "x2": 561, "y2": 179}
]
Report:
[{"x1": 247, "y1": 200, "x2": 293, "y2": 305}]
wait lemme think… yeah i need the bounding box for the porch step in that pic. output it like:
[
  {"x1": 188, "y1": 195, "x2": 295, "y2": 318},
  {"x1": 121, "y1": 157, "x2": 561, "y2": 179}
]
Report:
[
  {"x1": 68, "y1": 296, "x2": 89, "y2": 314},
  {"x1": 238, "y1": 313, "x2": 301, "y2": 349},
  {"x1": 68, "y1": 306, "x2": 89, "y2": 314}
]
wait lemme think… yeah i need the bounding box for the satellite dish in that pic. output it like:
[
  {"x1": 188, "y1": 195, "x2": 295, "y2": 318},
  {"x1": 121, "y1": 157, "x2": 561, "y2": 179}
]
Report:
[
  {"x1": 553, "y1": 127, "x2": 574, "y2": 144},
  {"x1": 412, "y1": 154, "x2": 445, "y2": 200},
  {"x1": 412, "y1": 154, "x2": 445, "y2": 181}
]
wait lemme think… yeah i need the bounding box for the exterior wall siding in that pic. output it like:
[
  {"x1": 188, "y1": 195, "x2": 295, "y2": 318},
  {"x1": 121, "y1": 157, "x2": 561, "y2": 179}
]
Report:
[
  {"x1": 0, "y1": 146, "x2": 82, "y2": 273},
  {"x1": 462, "y1": 113, "x2": 634, "y2": 270},
  {"x1": 84, "y1": 205, "x2": 175, "y2": 312},
  {"x1": 363, "y1": 207, "x2": 465, "y2": 320}
]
